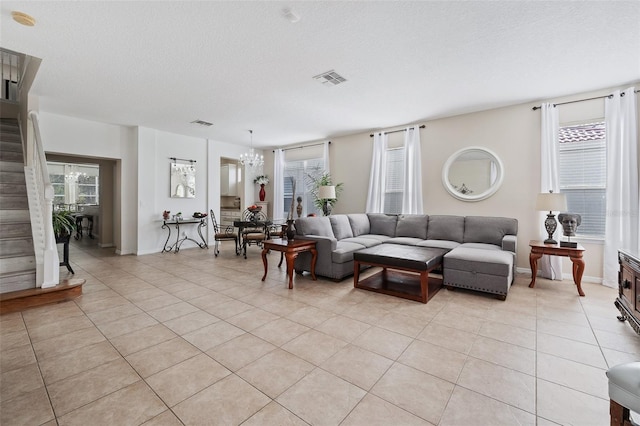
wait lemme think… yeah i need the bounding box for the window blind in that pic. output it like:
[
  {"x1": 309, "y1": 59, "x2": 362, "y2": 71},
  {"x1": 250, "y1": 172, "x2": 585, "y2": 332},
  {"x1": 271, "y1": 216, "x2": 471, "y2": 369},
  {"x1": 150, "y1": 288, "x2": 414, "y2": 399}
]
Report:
[{"x1": 384, "y1": 148, "x2": 404, "y2": 214}]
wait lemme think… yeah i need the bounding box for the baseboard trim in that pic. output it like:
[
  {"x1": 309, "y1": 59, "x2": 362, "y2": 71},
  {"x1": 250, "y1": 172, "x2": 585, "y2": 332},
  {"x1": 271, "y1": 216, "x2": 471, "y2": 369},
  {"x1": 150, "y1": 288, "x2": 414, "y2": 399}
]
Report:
[{"x1": 0, "y1": 278, "x2": 85, "y2": 314}]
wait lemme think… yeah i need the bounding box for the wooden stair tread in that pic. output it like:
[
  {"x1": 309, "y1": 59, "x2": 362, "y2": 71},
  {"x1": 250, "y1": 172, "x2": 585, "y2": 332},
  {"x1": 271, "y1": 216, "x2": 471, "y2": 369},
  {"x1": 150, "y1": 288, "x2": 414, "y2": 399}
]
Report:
[{"x1": 0, "y1": 279, "x2": 84, "y2": 314}]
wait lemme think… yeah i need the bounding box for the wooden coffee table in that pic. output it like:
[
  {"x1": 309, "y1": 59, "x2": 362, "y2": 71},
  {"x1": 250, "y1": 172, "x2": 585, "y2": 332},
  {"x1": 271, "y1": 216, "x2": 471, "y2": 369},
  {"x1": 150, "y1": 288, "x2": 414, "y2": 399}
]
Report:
[
  {"x1": 261, "y1": 239, "x2": 317, "y2": 289},
  {"x1": 529, "y1": 240, "x2": 586, "y2": 296}
]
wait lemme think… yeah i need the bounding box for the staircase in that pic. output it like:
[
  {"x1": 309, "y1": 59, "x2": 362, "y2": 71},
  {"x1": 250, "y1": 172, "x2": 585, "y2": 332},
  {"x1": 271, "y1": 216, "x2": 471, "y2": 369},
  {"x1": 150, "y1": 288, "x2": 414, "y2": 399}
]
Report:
[{"x1": 0, "y1": 119, "x2": 36, "y2": 292}]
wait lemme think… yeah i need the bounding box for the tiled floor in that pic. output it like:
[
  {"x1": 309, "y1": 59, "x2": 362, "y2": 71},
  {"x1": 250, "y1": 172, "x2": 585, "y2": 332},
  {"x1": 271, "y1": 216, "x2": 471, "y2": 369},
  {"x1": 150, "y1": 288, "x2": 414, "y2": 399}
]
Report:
[{"x1": 1, "y1": 240, "x2": 639, "y2": 425}]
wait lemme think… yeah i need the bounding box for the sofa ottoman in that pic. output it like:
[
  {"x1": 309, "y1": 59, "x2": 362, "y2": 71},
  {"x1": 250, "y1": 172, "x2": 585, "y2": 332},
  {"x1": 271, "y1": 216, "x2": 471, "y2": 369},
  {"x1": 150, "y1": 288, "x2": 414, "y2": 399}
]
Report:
[{"x1": 443, "y1": 247, "x2": 514, "y2": 300}]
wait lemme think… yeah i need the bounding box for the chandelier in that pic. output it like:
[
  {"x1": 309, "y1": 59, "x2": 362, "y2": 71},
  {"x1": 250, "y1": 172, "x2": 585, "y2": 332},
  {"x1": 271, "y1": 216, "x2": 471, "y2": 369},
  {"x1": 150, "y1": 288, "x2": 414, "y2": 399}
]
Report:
[
  {"x1": 64, "y1": 166, "x2": 86, "y2": 182},
  {"x1": 239, "y1": 130, "x2": 264, "y2": 172}
]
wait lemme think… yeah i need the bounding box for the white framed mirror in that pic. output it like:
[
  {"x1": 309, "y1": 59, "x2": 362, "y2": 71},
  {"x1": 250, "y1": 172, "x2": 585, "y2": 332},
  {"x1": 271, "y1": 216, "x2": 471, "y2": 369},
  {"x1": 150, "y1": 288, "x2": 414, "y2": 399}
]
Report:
[{"x1": 442, "y1": 146, "x2": 504, "y2": 202}]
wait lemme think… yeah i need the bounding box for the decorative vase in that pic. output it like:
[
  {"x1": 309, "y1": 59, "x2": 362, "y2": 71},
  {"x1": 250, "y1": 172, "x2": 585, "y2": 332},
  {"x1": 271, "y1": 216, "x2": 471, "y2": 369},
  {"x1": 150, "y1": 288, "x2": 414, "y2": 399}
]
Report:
[
  {"x1": 286, "y1": 220, "x2": 295, "y2": 240},
  {"x1": 259, "y1": 184, "x2": 266, "y2": 202}
]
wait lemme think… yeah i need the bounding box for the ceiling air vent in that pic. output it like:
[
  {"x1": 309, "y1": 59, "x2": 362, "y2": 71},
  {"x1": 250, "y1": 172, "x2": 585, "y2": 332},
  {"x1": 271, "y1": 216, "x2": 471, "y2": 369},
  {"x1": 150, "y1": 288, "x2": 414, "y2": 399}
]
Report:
[
  {"x1": 313, "y1": 70, "x2": 347, "y2": 86},
  {"x1": 190, "y1": 119, "x2": 213, "y2": 127}
]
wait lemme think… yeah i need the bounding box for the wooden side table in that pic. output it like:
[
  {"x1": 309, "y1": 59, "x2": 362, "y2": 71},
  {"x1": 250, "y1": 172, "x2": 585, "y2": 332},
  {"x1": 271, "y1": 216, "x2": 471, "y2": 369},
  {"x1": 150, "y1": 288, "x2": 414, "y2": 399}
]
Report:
[
  {"x1": 261, "y1": 239, "x2": 317, "y2": 289},
  {"x1": 529, "y1": 240, "x2": 586, "y2": 296}
]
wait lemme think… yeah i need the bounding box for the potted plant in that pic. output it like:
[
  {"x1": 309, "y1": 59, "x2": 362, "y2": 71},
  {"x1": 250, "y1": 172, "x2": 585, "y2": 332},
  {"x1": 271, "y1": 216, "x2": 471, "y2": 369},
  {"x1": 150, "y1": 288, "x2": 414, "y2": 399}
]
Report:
[
  {"x1": 307, "y1": 171, "x2": 343, "y2": 215},
  {"x1": 52, "y1": 210, "x2": 76, "y2": 243}
]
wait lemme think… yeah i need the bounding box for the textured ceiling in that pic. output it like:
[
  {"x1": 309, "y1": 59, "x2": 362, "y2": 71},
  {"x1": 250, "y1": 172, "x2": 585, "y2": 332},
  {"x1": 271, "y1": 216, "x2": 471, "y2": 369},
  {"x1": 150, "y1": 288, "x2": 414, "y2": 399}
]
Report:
[{"x1": 1, "y1": 1, "x2": 639, "y2": 148}]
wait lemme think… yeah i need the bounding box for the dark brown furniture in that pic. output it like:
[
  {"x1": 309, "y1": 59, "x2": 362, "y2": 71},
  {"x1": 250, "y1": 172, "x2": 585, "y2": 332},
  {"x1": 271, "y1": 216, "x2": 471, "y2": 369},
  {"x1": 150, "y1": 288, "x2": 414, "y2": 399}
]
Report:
[
  {"x1": 529, "y1": 240, "x2": 586, "y2": 296},
  {"x1": 210, "y1": 210, "x2": 239, "y2": 256},
  {"x1": 261, "y1": 238, "x2": 317, "y2": 289},
  {"x1": 353, "y1": 245, "x2": 447, "y2": 303},
  {"x1": 616, "y1": 249, "x2": 640, "y2": 335}
]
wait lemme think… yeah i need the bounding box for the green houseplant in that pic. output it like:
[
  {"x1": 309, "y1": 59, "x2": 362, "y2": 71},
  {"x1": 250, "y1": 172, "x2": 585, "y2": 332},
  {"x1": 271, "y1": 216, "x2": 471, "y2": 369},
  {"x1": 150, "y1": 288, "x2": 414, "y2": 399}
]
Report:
[
  {"x1": 307, "y1": 171, "x2": 343, "y2": 215},
  {"x1": 52, "y1": 210, "x2": 76, "y2": 242}
]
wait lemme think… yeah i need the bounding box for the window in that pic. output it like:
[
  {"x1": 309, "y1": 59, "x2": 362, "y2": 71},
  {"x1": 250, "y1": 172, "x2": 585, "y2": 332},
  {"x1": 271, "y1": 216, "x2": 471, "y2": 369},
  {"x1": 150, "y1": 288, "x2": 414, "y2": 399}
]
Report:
[
  {"x1": 558, "y1": 121, "x2": 606, "y2": 238},
  {"x1": 47, "y1": 162, "x2": 100, "y2": 208},
  {"x1": 282, "y1": 158, "x2": 324, "y2": 219},
  {"x1": 384, "y1": 147, "x2": 404, "y2": 214}
]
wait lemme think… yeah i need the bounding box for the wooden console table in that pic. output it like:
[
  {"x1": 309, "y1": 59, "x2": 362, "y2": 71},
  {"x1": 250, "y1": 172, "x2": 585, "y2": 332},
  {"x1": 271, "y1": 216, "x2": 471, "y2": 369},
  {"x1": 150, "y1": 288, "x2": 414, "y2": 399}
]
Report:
[
  {"x1": 161, "y1": 218, "x2": 208, "y2": 253},
  {"x1": 261, "y1": 239, "x2": 317, "y2": 289},
  {"x1": 529, "y1": 240, "x2": 585, "y2": 296}
]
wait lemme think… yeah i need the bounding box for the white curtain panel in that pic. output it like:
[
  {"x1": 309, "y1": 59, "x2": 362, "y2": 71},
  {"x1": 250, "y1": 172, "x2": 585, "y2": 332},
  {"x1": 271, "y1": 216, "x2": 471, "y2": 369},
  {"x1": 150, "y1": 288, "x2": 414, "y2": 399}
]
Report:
[
  {"x1": 539, "y1": 103, "x2": 563, "y2": 280},
  {"x1": 603, "y1": 87, "x2": 639, "y2": 287},
  {"x1": 365, "y1": 132, "x2": 388, "y2": 213},
  {"x1": 323, "y1": 141, "x2": 330, "y2": 173},
  {"x1": 273, "y1": 149, "x2": 286, "y2": 221},
  {"x1": 402, "y1": 126, "x2": 424, "y2": 214}
]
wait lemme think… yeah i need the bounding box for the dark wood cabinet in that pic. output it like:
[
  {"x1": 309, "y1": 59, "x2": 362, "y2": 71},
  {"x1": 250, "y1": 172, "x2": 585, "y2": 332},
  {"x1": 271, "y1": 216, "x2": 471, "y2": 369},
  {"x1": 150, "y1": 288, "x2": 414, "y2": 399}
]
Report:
[{"x1": 616, "y1": 249, "x2": 640, "y2": 335}]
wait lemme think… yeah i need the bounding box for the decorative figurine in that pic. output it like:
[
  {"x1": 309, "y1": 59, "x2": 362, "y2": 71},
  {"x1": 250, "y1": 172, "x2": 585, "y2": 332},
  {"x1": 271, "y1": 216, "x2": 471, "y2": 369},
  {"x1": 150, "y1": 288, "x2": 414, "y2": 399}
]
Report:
[{"x1": 558, "y1": 213, "x2": 581, "y2": 248}]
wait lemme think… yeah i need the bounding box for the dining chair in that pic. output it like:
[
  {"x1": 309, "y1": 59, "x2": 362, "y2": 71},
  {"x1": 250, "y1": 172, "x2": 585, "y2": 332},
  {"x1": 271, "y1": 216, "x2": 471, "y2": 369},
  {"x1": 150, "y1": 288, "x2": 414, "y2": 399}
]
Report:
[
  {"x1": 210, "y1": 210, "x2": 239, "y2": 256},
  {"x1": 241, "y1": 208, "x2": 268, "y2": 258}
]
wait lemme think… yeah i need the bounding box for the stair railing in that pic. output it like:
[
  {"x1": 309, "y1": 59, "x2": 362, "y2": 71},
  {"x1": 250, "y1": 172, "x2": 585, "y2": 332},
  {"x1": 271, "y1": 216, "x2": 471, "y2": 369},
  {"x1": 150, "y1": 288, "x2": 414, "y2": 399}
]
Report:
[{"x1": 26, "y1": 111, "x2": 59, "y2": 288}]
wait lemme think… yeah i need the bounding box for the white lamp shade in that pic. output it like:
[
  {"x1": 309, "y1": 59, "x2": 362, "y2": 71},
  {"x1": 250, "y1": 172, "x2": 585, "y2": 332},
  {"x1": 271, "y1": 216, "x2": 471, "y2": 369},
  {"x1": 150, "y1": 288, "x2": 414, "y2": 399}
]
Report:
[
  {"x1": 536, "y1": 192, "x2": 567, "y2": 212},
  {"x1": 318, "y1": 185, "x2": 336, "y2": 199}
]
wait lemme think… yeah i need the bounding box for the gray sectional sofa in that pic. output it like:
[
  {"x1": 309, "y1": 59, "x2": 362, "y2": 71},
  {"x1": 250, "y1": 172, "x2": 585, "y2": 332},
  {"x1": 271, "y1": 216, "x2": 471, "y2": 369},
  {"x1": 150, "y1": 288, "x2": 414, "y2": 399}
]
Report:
[{"x1": 293, "y1": 213, "x2": 518, "y2": 299}]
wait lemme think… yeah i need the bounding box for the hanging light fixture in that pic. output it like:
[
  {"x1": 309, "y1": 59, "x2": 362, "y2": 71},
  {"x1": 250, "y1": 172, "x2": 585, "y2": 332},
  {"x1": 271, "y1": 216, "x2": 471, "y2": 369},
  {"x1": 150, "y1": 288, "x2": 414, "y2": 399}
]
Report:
[{"x1": 239, "y1": 130, "x2": 264, "y2": 173}]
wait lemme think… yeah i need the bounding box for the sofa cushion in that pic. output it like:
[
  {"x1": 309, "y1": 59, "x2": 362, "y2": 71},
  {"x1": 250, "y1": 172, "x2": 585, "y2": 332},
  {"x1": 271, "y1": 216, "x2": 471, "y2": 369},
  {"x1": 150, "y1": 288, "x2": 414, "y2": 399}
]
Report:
[
  {"x1": 341, "y1": 237, "x2": 382, "y2": 248},
  {"x1": 395, "y1": 214, "x2": 428, "y2": 239},
  {"x1": 295, "y1": 216, "x2": 334, "y2": 238},
  {"x1": 348, "y1": 214, "x2": 370, "y2": 236},
  {"x1": 329, "y1": 215, "x2": 354, "y2": 240},
  {"x1": 459, "y1": 242, "x2": 502, "y2": 251},
  {"x1": 368, "y1": 213, "x2": 398, "y2": 237},
  {"x1": 427, "y1": 215, "x2": 465, "y2": 243},
  {"x1": 464, "y1": 216, "x2": 518, "y2": 247},
  {"x1": 416, "y1": 239, "x2": 460, "y2": 250},
  {"x1": 386, "y1": 237, "x2": 424, "y2": 246},
  {"x1": 357, "y1": 234, "x2": 393, "y2": 243},
  {"x1": 444, "y1": 247, "x2": 513, "y2": 276},
  {"x1": 332, "y1": 241, "x2": 367, "y2": 264}
]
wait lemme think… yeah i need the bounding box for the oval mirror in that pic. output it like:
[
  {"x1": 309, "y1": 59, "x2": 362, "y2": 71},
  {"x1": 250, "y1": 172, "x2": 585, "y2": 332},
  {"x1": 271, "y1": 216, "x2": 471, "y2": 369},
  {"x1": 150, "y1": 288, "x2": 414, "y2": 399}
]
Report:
[{"x1": 442, "y1": 147, "x2": 504, "y2": 202}]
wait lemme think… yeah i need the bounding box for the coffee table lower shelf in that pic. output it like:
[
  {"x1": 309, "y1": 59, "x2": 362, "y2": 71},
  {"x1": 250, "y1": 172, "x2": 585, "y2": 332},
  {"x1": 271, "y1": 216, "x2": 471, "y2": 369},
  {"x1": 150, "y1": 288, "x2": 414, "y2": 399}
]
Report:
[{"x1": 355, "y1": 269, "x2": 442, "y2": 303}]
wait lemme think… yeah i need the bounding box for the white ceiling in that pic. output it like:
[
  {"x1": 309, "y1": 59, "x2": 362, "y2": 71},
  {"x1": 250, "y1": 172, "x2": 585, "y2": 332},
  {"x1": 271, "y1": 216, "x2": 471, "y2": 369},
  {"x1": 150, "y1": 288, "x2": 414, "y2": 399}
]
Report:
[{"x1": 2, "y1": 1, "x2": 639, "y2": 148}]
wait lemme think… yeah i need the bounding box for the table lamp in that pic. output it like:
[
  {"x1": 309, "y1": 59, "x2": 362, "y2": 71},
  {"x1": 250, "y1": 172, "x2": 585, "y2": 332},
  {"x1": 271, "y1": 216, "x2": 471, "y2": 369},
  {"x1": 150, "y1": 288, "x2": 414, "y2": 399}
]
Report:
[
  {"x1": 535, "y1": 190, "x2": 567, "y2": 244},
  {"x1": 318, "y1": 185, "x2": 336, "y2": 216}
]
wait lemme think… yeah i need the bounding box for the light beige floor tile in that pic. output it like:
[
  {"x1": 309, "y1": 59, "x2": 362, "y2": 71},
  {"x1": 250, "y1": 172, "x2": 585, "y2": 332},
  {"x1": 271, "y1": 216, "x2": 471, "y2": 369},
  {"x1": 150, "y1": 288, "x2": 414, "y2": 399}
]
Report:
[
  {"x1": 440, "y1": 386, "x2": 536, "y2": 426},
  {"x1": 0, "y1": 363, "x2": 44, "y2": 402},
  {"x1": 252, "y1": 317, "x2": 310, "y2": 346},
  {"x1": 282, "y1": 329, "x2": 348, "y2": 365},
  {"x1": 146, "y1": 301, "x2": 200, "y2": 322},
  {"x1": 146, "y1": 353, "x2": 231, "y2": 407},
  {"x1": 96, "y1": 312, "x2": 159, "y2": 338},
  {"x1": 431, "y1": 307, "x2": 486, "y2": 334},
  {"x1": 277, "y1": 368, "x2": 366, "y2": 426},
  {"x1": 237, "y1": 348, "x2": 314, "y2": 398},
  {"x1": 188, "y1": 292, "x2": 234, "y2": 310},
  {"x1": 76, "y1": 295, "x2": 132, "y2": 314},
  {"x1": 537, "y1": 379, "x2": 609, "y2": 425},
  {"x1": 417, "y1": 323, "x2": 477, "y2": 354},
  {"x1": 286, "y1": 305, "x2": 336, "y2": 327},
  {"x1": 537, "y1": 332, "x2": 607, "y2": 369},
  {"x1": 47, "y1": 358, "x2": 140, "y2": 416},
  {"x1": 26, "y1": 315, "x2": 95, "y2": 342},
  {"x1": 163, "y1": 310, "x2": 219, "y2": 335},
  {"x1": 370, "y1": 363, "x2": 454, "y2": 425},
  {"x1": 226, "y1": 307, "x2": 280, "y2": 331},
  {"x1": 483, "y1": 308, "x2": 537, "y2": 331},
  {"x1": 457, "y1": 357, "x2": 535, "y2": 413},
  {"x1": 536, "y1": 352, "x2": 608, "y2": 399},
  {"x1": 170, "y1": 286, "x2": 213, "y2": 301},
  {"x1": 57, "y1": 380, "x2": 166, "y2": 426},
  {"x1": 182, "y1": 320, "x2": 245, "y2": 352},
  {"x1": 110, "y1": 324, "x2": 177, "y2": 356},
  {"x1": 135, "y1": 294, "x2": 182, "y2": 312},
  {"x1": 124, "y1": 288, "x2": 169, "y2": 303},
  {"x1": 398, "y1": 339, "x2": 467, "y2": 383},
  {"x1": 321, "y1": 344, "x2": 393, "y2": 391},
  {"x1": 376, "y1": 311, "x2": 429, "y2": 338},
  {"x1": 125, "y1": 337, "x2": 200, "y2": 378},
  {"x1": 243, "y1": 401, "x2": 308, "y2": 426},
  {"x1": 537, "y1": 318, "x2": 597, "y2": 344},
  {"x1": 341, "y1": 393, "x2": 433, "y2": 426},
  {"x1": 207, "y1": 333, "x2": 276, "y2": 371},
  {"x1": 85, "y1": 303, "x2": 144, "y2": 325},
  {"x1": 0, "y1": 344, "x2": 36, "y2": 373},
  {"x1": 203, "y1": 299, "x2": 254, "y2": 319},
  {"x1": 0, "y1": 386, "x2": 54, "y2": 426},
  {"x1": 32, "y1": 327, "x2": 106, "y2": 360},
  {"x1": 0, "y1": 314, "x2": 26, "y2": 335},
  {"x1": 353, "y1": 326, "x2": 413, "y2": 360},
  {"x1": 38, "y1": 340, "x2": 121, "y2": 385},
  {"x1": 315, "y1": 314, "x2": 371, "y2": 342},
  {"x1": 468, "y1": 335, "x2": 536, "y2": 375},
  {"x1": 477, "y1": 320, "x2": 536, "y2": 350},
  {"x1": 593, "y1": 328, "x2": 640, "y2": 354},
  {"x1": 602, "y1": 347, "x2": 640, "y2": 367},
  {"x1": 141, "y1": 410, "x2": 184, "y2": 426},
  {"x1": 537, "y1": 305, "x2": 591, "y2": 327},
  {"x1": 536, "y1": 417, "x2": 562, "y2": 425},
  {"x1": 391, "y1": 298, "x2": 444, "y2": 322},
  {"x1": 173, "y1": 374, "x2": 270, "y2": 425},
  {"x1": 0, "y1": 329, "x2": 30, "y2": 351}
]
